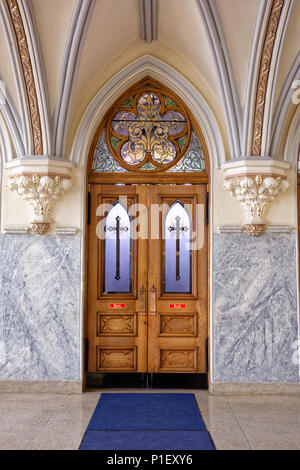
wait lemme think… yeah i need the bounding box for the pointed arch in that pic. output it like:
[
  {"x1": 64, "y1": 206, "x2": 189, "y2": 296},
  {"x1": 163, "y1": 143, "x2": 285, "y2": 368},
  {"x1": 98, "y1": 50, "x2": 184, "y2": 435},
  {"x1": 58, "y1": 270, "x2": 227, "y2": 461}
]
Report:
[{"x1": 71, "y1": 56, "x2": 224, "y2": 171}]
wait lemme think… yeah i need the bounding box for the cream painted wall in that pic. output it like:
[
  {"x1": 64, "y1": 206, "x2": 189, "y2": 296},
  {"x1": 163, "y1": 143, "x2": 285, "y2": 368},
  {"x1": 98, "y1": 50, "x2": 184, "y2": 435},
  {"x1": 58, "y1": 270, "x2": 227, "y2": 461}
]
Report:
[
  {"x1": 67, "y1": 39, "x2": 229, "y2": 160},
  {"x1": 216, "y1": 0, "x2": 259, "y2": 107},
  {"x1": 31, "y1": 0, "x2": 77, "y2": 114}
]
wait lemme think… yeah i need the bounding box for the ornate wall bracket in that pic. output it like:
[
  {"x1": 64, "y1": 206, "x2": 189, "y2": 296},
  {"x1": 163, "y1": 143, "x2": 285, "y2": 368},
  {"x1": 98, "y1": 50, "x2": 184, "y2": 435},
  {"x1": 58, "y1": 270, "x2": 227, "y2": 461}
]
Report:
[
  {"x1": 222, "y1": 158, "x2": 290, "y2": 236},
  {"x1": 6, "y1": 159, "x2": 72, "y2": 234}
]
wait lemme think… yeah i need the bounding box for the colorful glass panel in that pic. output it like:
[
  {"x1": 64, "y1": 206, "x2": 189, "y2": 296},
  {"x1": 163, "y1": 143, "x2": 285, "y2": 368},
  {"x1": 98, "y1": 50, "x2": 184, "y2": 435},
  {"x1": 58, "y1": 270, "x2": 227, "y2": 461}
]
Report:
[{"x1": 108, "y1": 89, "x2": 190, "y2": 170}]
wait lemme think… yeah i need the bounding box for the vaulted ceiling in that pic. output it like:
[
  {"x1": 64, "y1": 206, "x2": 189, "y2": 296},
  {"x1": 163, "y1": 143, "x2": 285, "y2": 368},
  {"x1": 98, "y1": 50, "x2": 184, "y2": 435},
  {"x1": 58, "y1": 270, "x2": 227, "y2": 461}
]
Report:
[{"x1": 0, "y1": 0, "x2": 299, "y2": 164}]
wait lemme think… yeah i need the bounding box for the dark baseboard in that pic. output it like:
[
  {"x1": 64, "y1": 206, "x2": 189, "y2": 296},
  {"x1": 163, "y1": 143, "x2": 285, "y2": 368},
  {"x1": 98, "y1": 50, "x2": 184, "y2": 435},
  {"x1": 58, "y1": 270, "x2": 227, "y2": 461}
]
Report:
[{"x1": 86, "y1": 372, "x2": 208, "y2": 389}]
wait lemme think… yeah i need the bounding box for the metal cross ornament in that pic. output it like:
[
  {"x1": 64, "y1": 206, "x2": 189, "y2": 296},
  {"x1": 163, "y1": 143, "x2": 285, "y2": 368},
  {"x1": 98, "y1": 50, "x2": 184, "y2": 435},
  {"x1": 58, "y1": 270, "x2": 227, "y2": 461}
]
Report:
[
  {"x1": 107, "y1": 216, "x2": 129, "y2": 280},
  {"x1": 168, "y1": 215, "x2": 188, "y2": 280}
]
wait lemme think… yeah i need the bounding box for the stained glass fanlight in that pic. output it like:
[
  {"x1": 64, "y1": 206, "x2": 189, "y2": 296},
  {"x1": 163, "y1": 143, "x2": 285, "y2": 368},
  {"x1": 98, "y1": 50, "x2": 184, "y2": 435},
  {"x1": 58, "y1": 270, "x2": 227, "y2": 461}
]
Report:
[
  {"x1": 92, "y1": 81, "x2": 206, "y2": 173},
  {"x1": 107, "y1": 88, "x2": 191, "y2": 171}
]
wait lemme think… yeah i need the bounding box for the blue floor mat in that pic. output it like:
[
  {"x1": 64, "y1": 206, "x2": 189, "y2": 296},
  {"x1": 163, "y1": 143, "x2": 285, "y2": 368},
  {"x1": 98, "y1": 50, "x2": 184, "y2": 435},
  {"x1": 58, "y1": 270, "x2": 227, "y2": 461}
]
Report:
[
  {"x1": 80, "y1": 393, "x2": 215, "y2": 450},
  {"x1": 80, "y1": 430, "x2": 215, "y2": 450},
  {"x1": 87, "y1": 393, "x2": 206, "y2": 431}
]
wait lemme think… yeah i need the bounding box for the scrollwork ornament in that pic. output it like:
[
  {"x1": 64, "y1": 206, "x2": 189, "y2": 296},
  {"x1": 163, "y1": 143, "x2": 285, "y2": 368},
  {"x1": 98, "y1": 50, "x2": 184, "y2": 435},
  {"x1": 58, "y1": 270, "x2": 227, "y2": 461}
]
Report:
[
  {"x1": 8, "y1": 174, "x2": 72, "y2": 234},
  {"x1": 224, "y1": 174, "x2": 289, "y2": 236}
]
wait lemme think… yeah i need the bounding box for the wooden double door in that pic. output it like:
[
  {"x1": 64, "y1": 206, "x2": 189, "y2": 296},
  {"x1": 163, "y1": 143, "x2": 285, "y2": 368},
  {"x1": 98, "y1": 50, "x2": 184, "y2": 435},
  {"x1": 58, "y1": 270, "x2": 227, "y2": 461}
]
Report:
[{"x1": 87, "y1": 184, "x2": 208, "y2": 374}]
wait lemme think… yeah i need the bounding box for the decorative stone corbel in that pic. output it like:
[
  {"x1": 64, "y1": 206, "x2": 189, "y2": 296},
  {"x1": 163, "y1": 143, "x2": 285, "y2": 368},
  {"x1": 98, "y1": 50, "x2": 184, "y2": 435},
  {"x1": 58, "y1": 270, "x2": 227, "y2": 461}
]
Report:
[
  {"x1": 6, "y1": 158, "x2": 72, "y2": 234},
  {"x1": 222, "y1": 158, "x2": 290, "y2": 236}
]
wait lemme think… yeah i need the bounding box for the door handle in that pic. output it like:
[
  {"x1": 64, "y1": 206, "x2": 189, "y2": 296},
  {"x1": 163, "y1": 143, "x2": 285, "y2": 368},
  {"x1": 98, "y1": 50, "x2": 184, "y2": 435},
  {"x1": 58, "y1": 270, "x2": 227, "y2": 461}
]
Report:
[
  {"x1": 149, "y1": 284, "x2": 157, "y2": 316},
  {"x1": 139, "y1": 285, "x2": 147, "y2": 315}
]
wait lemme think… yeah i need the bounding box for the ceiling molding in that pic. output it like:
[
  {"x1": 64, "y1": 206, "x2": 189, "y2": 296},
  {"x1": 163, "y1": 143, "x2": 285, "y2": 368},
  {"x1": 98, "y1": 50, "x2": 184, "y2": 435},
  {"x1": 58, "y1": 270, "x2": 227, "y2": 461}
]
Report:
[
  {"x1": 139, "y1": 0, "x2": 158, "y2": 43},
  {"x1": 242, "y1": 0, "x2": 270, "y2": 157},
  {"x1": 0, "y1": 0, "x2": 32, "y2": 154},
  {"x1": 283, "y1": 103, "x2": 300, "y2": 165},
  {"x1": 250, "y1": 0, "x2": 293, "y2": 157},
  {"x1": 5, "y1": 0, "x2": 43, "y2": 155},
  {"x1": 270, "y1": 49, "x2": 300, "y2": 157},
  {"x1": 19, "y1": 0, "x2": 52, "y2": 156},
  {"x1": 53, "y1": 0, "x2": 95, "y2": 159},
  {"x1": 196, "y1": 0, "x2": 242, "y2": 159},
  {"x1": 0, "y1": 85, "x2": 24, "y2": 158},
  {"x1": 71, "y1": 55, "x2": 225, "y2": 169}
]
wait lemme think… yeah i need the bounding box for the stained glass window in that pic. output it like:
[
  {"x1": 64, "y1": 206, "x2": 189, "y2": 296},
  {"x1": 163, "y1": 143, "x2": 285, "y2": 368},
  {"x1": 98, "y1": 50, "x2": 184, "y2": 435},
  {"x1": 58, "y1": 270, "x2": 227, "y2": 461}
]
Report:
[
  {"x1": 168, "y1": 131, "x2": 205, "y2": 172},
  {"x1": 92, "y1": 84, "x2": 206, "y2": 173},
  {"x1": 163, "y1": 201, "x2": 192, "y2": 294},
  {"x1": 93, "y1": 130, "x2": 127, "y2": 172},
  {"x1": 103, "y1": 202, "x2": 132, "y2": 293},
  {"x1": 107, "y1": 88, "x2": 190, "y2": 170}
]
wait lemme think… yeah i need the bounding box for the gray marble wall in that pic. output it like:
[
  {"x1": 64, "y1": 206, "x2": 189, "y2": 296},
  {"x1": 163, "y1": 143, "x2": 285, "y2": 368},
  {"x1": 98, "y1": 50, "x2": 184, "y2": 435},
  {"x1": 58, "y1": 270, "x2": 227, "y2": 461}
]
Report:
[
  {"x1": 0, "y1": 232, "x2": 298, "y2": 384},
  {"x1": 213, "y1": 233, "x2": 300, "y2": 383},
  {"x1": 0, "y1": 235, "x2": 81, "y2": 381}
]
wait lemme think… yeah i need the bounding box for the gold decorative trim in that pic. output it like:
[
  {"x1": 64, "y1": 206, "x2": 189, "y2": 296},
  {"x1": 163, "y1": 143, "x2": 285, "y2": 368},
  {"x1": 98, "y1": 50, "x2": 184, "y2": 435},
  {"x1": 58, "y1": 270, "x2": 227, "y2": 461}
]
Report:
[
  {"x1": 30, "y1": 222, "x2": 50, "y2": 235},
  {"x1": 6, "y1": 0, "x2": 43, "y2": 155},
  {"x1": 251, "y1": 0, "x2": 284, "y2": 156},
  {"x1": 243, "y1": 224, "x2": 266, "y2": 237}
]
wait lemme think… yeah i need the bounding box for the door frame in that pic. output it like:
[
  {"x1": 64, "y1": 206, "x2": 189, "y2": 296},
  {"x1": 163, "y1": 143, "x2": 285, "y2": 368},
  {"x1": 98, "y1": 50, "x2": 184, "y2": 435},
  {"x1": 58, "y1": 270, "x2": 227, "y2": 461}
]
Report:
[
  {"x1": 83, "y1": 177, "x2": 210, "y2": 389},
  {"x1": 83, "y1": 77, "x2": 211, "y2": 389}
]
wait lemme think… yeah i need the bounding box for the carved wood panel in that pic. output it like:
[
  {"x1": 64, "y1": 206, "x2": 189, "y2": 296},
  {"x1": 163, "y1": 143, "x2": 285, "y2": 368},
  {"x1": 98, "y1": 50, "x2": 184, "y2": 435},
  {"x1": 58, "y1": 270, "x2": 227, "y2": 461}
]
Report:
[
  {"x1": 159, "y1": 348, "x2": 198, "y2": 372},
  {"x1": 97, "y1": 313, "x2": 137, "y2": 336},
  {"x1": 159, "y1": 313, "x2": 197, "y2": 337},
  {"x1": 96, "y1": 347, "x2": 137, "y2": 371}
]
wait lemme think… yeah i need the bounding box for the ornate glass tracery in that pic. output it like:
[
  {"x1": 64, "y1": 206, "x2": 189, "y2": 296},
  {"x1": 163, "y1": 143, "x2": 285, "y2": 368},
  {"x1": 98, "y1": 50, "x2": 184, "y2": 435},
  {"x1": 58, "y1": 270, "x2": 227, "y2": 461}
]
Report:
[
  {"x1": 92, "y1": 81, "x2": 206, "y2": 174},
  {"x1": 107, "y1": 88, "x2": 191, "y2": 171}
]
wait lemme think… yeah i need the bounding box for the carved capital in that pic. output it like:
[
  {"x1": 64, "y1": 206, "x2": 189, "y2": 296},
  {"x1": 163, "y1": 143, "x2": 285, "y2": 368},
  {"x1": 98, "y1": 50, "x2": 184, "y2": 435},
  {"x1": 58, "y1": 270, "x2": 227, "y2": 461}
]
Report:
[
  {"x1": 8, "y1": 174, "x2": 72, "y2": 234},
  {"x1": 224, "y1": 174, "x2": 289, "y2": 235}
]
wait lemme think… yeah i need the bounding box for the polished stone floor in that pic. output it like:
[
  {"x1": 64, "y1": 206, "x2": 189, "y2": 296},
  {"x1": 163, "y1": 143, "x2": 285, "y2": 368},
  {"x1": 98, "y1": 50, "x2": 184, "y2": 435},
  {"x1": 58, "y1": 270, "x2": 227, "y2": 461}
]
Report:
[{"x1": 0, "y1": 390, "x2": 300, "y2": 450}]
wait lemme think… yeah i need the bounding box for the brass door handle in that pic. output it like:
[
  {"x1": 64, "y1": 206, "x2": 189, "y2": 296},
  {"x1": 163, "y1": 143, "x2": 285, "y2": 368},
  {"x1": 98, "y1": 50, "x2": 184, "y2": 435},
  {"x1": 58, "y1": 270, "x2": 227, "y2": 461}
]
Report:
[
  {"x1": 139, "y1": 285, "x2": 146, "y2": 315},
  {"x1": 149, "y1": 284, "x2": 157, "y2": 316}
]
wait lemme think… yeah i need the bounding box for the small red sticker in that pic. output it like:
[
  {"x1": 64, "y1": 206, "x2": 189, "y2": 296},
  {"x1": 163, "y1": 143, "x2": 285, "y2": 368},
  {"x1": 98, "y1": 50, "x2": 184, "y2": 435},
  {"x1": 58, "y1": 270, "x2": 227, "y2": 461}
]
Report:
[
  {"x1": 170, "y1": 304, "x2": 186, "y2": 309},
  {"x1": 109, "y1": 303, "x2": 126, "y2": 309}
]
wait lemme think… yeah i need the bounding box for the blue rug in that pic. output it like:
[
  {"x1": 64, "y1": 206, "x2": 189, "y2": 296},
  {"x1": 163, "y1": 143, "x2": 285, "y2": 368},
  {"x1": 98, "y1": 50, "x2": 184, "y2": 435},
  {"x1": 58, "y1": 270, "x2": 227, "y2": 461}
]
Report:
[{"x1": 80, "y1": 393, "x2": 215, "y2": 450}]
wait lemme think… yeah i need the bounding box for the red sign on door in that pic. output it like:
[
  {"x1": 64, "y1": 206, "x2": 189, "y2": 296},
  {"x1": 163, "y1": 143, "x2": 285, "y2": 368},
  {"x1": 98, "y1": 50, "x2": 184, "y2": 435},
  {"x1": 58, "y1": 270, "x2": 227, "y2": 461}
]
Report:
[
  {"x1": 109, "y1": 303, "x2": 126, "y2": 309},
  {"x1": 170, "y1": 304, "x2": 186, "y2": 309}
]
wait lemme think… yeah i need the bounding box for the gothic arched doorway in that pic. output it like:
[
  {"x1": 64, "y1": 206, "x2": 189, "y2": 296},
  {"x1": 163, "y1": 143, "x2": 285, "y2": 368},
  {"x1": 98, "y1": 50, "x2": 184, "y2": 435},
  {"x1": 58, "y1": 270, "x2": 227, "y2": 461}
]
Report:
[{"x1": 85, "y1": 78, "x2": 209, "y2": 388}]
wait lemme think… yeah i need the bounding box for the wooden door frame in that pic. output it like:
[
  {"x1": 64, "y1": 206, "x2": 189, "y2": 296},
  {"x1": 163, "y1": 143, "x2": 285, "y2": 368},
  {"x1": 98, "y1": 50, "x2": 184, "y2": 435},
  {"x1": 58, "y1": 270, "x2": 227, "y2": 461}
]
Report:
[
  {"x1": 83, "y1": 77, "x2": 211, "y2": 387},
  {"x1": 83, "y1": 173, "x2": 211, "y2": 389}
]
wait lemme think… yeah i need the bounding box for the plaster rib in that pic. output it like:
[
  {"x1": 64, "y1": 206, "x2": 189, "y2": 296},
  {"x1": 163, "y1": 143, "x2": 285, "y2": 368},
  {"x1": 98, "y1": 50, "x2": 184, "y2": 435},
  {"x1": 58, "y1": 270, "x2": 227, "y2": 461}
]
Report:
[
  {"x1": 20, "y1": 0, "x2": 52, "y2": 156},
  {"x1": 271, "y1": 50, "x2": 300, "y2": 158},
  {"x1": 263, "y1": 0, "x2": 293, "y2": 157},
  {"x1": 0, "y1": 85, "x2": 24, "y2": 158},
  {"x1": 6, "y1": 0, "x2": 43, "y2": 155},
  {"x1": 196, "y1": 0, "x2": 242, "y2": 159},
  {"x1": 242, "y1": 0, "x2": 270, "y2": 157},
  {"x1": 250, "y1": 0, "x2": 289, "y2": 157},
  {"x1": 53, "y1": 0, "x2": 95, "y2": 159},
  {"x1": 0, "y1": 0, "x2": 31, "y2": 154}
]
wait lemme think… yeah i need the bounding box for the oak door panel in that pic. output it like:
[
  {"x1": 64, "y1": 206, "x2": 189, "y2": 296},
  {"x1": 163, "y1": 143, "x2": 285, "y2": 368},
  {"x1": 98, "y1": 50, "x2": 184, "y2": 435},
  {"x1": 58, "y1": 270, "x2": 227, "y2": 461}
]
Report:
[
  {"x1": 87, "y1": 185, "x2": 148, "y2": 373},
  {"x1": 147, "y1": 185, "x2": 208, "y2": 373}
]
